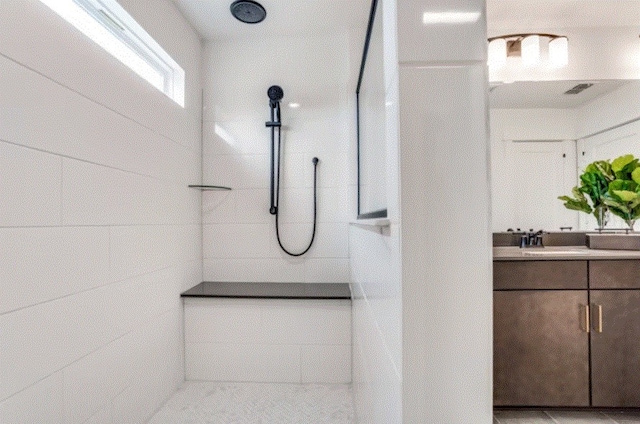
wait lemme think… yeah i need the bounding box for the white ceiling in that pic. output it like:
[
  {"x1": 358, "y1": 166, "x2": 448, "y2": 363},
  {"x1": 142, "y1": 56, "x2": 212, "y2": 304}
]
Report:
[
  {"x1": 172, "y1": 0, "x2": 640, "y2": 41},
  {"x1": 489, "y1": 80, "x2": 632, "y2": 109},
  {"x1": 172, "y1": 0, "x2": 370, "y2": 41},
  {"x1": 172, "y1": 0, "x2": 639, "y2": 109}
]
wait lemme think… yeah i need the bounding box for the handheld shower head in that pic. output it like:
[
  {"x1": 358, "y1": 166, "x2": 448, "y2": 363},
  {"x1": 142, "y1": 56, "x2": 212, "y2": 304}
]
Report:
[{"x1": 268, "y1": 85, "x2": 284, "y2": 107}]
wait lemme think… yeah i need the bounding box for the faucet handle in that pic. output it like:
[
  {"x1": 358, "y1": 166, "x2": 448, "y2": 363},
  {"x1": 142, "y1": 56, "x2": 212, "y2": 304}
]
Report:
[{"x1": 520, "y1": 235, "x2": 528, "y2": 248}]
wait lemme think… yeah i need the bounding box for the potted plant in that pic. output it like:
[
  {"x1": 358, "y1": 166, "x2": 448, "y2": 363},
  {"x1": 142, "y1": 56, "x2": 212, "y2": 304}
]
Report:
[
  {"x1": 602, "y1": 154, "x2": 640, "y2": 231},
  {"x1": 558, "y1": 160, "x2": 615, "y2": 229}
]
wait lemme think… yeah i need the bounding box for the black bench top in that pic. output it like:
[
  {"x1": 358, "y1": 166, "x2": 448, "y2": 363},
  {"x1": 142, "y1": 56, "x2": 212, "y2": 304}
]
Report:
[{"x1": 181, "y1": 282, "x2": 351, "y2": 300}]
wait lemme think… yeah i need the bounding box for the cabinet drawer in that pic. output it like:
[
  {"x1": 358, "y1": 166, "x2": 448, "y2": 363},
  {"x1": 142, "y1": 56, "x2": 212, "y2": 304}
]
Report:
[
  {"x1": 590, "y1": 260, "x2": 640, "y2": 289},
  {"x1": 494, "y1": 261, "x2": 588, "y2": 290}
]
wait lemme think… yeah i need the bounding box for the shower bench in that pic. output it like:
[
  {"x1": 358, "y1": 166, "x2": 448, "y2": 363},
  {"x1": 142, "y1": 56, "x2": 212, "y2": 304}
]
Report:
[{"x1": 181, "y1": 282, "x2": 352, "y2": 384}]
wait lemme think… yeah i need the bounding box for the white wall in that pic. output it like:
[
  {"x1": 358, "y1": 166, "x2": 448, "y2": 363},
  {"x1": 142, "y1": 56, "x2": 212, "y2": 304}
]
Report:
[
  {"x1": 201, "y1": 33, "x2": 355, "y2": 283},
  {"x1": 351, "y1": 0, "x2": 492, "y2": 422},
  {"x1": 0, "y1": 1, "x2": 202, "y2": 422},
  {"x1": 490, "y1": 109, "x2": 579, "y2": 232},
  {"x1": 577, "y1": 81, "x2": 640, "y2": 139},
  {"x1": 350, "y1": 0, "x2": 403, "y2": 422}
]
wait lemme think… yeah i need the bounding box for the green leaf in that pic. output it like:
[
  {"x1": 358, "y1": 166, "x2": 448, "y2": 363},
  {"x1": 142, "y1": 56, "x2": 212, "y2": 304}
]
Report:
[
  {"x1": 558, "y1": 196, "x2": 592, "y2": 214},
  {"x1": 612, "y1": 154, "x2": 636, "y2": 172},
  {"x1": 612, "y1": 190, "x2": 639, "y2": 202},
  {"x1": 633, "y1": 167, "x2": 640, "y2": 185},
  {"x1": 585, "y1": 161, "x2": 614, "y2": 181}
]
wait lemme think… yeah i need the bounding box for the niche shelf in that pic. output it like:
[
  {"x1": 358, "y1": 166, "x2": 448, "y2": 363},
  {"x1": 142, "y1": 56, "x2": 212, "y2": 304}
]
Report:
[{"x1": 188, "y1": 185, "x2": 232, "y2": 191}]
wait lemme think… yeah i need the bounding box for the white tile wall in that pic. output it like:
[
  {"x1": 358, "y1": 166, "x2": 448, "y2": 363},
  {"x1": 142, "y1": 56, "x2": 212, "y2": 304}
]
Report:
[
  {"x1": 0, "y1": 373, "x2": 64, "y2": 424},
  {"x1": 201, "y1": 32, "x2": 354, "y2": 283},
  {"x1": 351, "y1": 0, "x2": 491, "y2": 422},
  {"x1": 184, "y1": 298, "x2": 351, "y2": 384},
  {"x1": 0, "y1": 1, "x2": 202, "y2": 423},
  {"x1": 0, "y1": 227, "x2": 110, "y2": 314},
  {"x1": 0, "y1": 143, "x2": 62, "y2": 227}
]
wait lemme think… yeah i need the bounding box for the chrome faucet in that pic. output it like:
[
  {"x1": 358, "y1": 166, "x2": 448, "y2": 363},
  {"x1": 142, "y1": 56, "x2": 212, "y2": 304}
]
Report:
[{"x1": 520, "y1": 230, "x2": 545, "y2": 248}]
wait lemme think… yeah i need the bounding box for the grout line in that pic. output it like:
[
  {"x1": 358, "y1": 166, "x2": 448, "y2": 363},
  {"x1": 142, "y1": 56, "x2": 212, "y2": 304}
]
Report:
[
  {"x1": 0, "y1": 223, "x2": 202, "y2": 229},
  {"x1": 0, "y1": 263, "x2": 185, "y2": 316},
  {"x1": 0, "y1": 53, "x2": 198, "y2": 155},
  {"x1": 0, "y1": 138, "x2": 194, "y2": 188}
]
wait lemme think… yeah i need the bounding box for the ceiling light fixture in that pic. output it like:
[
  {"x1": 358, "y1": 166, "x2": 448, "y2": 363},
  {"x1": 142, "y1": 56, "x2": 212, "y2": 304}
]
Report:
[{"x1": 487, "y1": 33, "x2": 568, "y2": 68}]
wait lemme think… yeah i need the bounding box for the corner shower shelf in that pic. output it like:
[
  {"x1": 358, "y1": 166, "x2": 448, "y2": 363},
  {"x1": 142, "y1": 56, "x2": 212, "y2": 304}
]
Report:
[{"x1": 188, "y1": 185, "x2": 232, "y2": 191}]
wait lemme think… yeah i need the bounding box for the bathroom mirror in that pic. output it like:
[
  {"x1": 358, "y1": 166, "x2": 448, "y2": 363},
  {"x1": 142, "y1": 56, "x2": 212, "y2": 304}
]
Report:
[
  {"x1": 489, "y1": 79, "x2": 640, "y2": 232},
  {"x1": 356, "y1": 0, "x2": 387, "y2": 219}
]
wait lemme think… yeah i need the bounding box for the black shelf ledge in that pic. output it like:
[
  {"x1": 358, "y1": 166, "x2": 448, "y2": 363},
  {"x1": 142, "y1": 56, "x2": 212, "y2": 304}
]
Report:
[
  {"x1": 181, "y1": 282, "x2": 351, "y2": 300},
  {"x1": 188, "y1": 185, "x2": 232, "y2": 191}
]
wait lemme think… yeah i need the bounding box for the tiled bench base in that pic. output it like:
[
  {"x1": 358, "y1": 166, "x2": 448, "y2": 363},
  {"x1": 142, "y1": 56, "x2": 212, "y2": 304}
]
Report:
[{"x1": 182, "y1": 284, "x2": 351, "y2": 384}]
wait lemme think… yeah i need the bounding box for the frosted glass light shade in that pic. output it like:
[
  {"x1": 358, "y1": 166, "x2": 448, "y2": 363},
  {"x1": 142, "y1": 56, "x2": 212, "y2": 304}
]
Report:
[
  {"x1": 549, "y1": 36, "x2": 568, "y2": 67},
  {"x1": 488, "y1": 38, "x2": 507, "y2": 67},
  {"x1": 521, "y1": 35, "x2": 540, "y2": 66}
]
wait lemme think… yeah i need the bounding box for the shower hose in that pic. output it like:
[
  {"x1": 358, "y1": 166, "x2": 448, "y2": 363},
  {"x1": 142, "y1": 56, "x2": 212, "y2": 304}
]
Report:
[{"x1": 271, "y1": 122, "x2": 319, "y2": 257}]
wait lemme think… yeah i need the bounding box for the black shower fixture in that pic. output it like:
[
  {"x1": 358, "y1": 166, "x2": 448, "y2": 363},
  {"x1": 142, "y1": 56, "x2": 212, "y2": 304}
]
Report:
[
  {"x1": 230, "y1": 0, "x2": 266, "y2": 24},
  {"x1": 265, "y1": 85, "x2": 320, "y2": 257}
]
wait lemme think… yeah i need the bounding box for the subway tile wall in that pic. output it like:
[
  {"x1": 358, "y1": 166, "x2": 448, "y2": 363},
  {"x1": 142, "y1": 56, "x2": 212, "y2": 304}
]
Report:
[
  {"x1": 201, "y1": 33, "x2": 357, "y2": 283},
  {"x1": 0, "y1": 0, "x2": 202, "y2": 422}
]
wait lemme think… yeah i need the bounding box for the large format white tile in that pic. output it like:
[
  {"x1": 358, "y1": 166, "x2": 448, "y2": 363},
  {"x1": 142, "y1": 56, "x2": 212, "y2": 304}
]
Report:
[
  {"x1": 261, "y1": 300, "x2": 351, "y2": 345},
  {"x1": 203, "y1": 223, "x2": 271, "y2": 259},
  {"x1": 399, "y1": 64, "x2": 491, "y2": 423},
  {"x1": 0, "y1": 283, "x2": 136, "y2": 399},
  {"x1": 202, "y1": 189, "x2": 236, "y2": 224},
  {"x1": 186, "y1": 343, "x2": 301, "y2": 383},
  {"x1": 82, "y1": 407, "x2": 111, "y2": 424},
  {"x1": 301, "y1": 344, "x2": 352, "y2": 384},
  {"x1": 110, "y1": 224, "x2": 200, "y2": 282},
  {"x1": 0, "y1": 57, "x2": 198, "y2": 184},
  {"x1": 63, "y1": 336, "x2": 135, "y2": 424},
  {"x1": 203, "y1": 258, "x2": 306, "y2": 282},
  {"x1": 0, "y1": 0, "x2": 201, "y2": 152},
  {"x1": 204, "y1": 154, "x2": 270, "y2": 190},
  {"x1": 62, "y1": 159, "x2": 195, "y2": 226},
  {"x1": 305, "y1": 259, "x2": 351, "y2": 283},
  {"x1": 397, "y1": 0, "x2": 486, "y2": 63},
  {"x1": 0, "y1": 142, "x2": 62, "y2": 227},
  {"x1": 0, "y1": 372, "x2": 63, "y2": 423},
  {"x1": 184, "y1": 298, "x2": 262, "y2": 344},
  {"x1": 0, "y1": 227, "x2": 110, "y2": 314}
]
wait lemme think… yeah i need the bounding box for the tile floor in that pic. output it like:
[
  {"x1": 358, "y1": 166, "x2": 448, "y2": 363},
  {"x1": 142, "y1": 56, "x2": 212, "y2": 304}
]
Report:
[
  {"x1": 147, "y1": 382, "x2": 353, "y2": 423},
  {"x1": 494, "y1": 409, "x2": 640, "y2": 423}
]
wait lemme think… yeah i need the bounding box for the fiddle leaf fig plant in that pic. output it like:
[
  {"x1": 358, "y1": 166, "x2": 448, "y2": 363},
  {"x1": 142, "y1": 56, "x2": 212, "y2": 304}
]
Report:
[
  {"x1": 558, "y1": 160, "x2": 615, "y2": 227},
  {"x1": 607, "y1": 153, "x2": 640, "y2": 223},
  {"x1": 558, "y1": 154, "x2": 640, "y2": 230}
]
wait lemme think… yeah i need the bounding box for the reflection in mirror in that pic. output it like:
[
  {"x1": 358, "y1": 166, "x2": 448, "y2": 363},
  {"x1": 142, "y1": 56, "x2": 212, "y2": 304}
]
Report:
[
  {"x1": 489, "y1": 79, "x2": 640, "y2": 233},
  {"x1": 357, "y1": 0, "x2": 386, "y2": 219}
]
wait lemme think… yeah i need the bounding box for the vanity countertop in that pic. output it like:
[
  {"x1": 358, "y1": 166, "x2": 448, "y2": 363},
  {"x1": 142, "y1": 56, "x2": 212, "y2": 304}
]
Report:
[
  {"x1": 181, "y1": 281, "x2": 351, "y2": 299},
  {"x1": 494, "y1": 246, "x2": 640, "y2": 261}
]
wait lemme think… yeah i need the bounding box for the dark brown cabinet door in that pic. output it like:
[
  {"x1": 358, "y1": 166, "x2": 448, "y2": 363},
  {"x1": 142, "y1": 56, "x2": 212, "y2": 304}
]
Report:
[
  {"x1": 494, "y1": 291, "x2": 590, "y2": 406},
  {"x1": 590, "y1": 290, "x2": 640, "y2": 407}
]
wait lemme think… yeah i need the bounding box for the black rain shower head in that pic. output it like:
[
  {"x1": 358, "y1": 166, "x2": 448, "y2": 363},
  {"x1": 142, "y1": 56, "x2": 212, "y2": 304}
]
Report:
[{"x1": 230, "y1": 0, "x2": 266, "y2": 24}]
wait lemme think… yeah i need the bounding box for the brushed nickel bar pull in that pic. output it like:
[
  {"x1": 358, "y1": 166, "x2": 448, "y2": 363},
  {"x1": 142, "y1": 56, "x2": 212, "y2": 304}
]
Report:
[
  {"x1": 596, "y1": 304, "x2": 603, "y2": 333},
  {"x1": 584, "y1": 304, "x2": 590, "y2": 333}
]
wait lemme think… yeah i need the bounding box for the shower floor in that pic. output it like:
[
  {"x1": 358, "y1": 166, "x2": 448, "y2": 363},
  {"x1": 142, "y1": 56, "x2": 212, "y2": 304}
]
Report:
[{"x1": 147, "y1": 381, "x2": 354, "y2": 423}]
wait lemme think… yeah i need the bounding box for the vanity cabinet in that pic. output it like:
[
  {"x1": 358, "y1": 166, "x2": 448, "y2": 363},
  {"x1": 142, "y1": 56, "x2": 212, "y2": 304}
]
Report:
[
  {"x1": 494, "y1": 290, "x2": 590, "y2": 406},
  {"x1": 494, "y1": 259, "x2": 640, "y2": 408},
  {"x1": 589, "y1": 260, "x2": 640, "y2": 407},
  {"x1": 493, "y1": 260, "x2": 589, "y2": 407}
]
